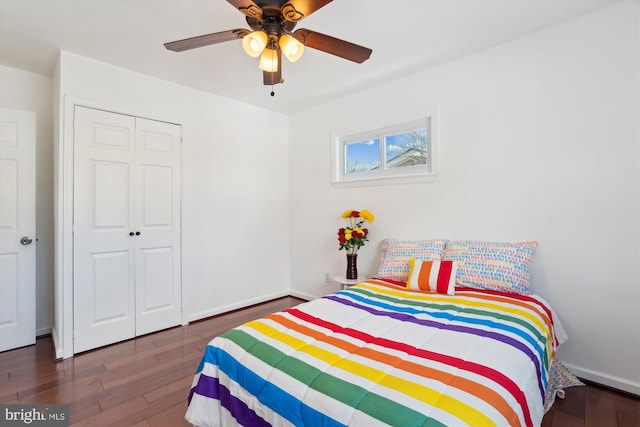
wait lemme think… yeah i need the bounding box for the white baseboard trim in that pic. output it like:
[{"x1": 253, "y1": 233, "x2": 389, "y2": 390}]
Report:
[
  {"x1": 36, "y1": 327, "x2": 52, "y2": 337},
  {"x1": 563, "y1": 362, "x2": 640, "y2": 396},
  {"x1": 186, "y1": 291, "x2": 290, "y2": 323},
  {"x1": 288, "y1": 290, "x2": 316, "y2": 301}
]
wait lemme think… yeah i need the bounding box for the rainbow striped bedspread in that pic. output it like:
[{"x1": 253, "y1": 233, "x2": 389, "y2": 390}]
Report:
[{"x1": 186, "y1": 279, "x2": 566, "y2": 427}]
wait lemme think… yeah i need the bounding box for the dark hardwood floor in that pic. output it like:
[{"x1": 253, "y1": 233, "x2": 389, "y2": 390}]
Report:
[
  {"x1": 1, "y1": 297, "x2": 306, "y2": 426},
  {"x1": 1, "y1": 295, "x2": 638, "y2": 426},
  {"x1": 542, "y1": 379, "x2": 638, "y2": 427}
]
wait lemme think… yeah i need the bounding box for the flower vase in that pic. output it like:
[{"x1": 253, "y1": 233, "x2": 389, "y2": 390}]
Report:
[{"x1": 346, "y1": 253, "x2": 358, "y2": 280}]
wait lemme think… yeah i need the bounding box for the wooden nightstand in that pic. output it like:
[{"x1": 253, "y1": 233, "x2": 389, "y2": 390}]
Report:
[{"x1": 333, "y1": 276, "x2": 367, "y2": 290}]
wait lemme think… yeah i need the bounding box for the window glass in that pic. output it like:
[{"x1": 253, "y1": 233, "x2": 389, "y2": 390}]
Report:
[
  {"x1": 345, "y1": 138, "x2": 380, "y2": 175},
  {"x1": 332, "y1": 113, "x2": 437, "y2": 187},
  {"x1": 385, "y1": 129, "x2": 428, "y2": 170}
]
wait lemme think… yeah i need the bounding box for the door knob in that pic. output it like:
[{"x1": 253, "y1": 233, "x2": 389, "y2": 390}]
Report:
[
  {"x1": 135, "y1": 231, "x2": 141, "y2": 236},
  {"x1": 20, "y1": 236, "x2": 33, "y2": 246},
  {"x1": 129, "y1": 232, "x2": 135, "y2": 236}
]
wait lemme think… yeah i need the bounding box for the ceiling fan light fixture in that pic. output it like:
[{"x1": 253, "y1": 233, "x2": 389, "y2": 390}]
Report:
[
  {"x1": 258, "y1": 48, "x2": 278, "y2": 72},
  {"x1": 163, "y1": 1, "x2": 372, "y2": 90},
  {"x1": 279, "y1": 34, "x2": 304, "y2": 63},
  {"x1": 242, "y1": 31, "x2": 268, "y2": 57}
]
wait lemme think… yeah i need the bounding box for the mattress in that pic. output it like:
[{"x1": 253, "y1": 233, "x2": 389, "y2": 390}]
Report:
[{"x1": 186, "y1": 278, "x2": 566, "y2": 426}]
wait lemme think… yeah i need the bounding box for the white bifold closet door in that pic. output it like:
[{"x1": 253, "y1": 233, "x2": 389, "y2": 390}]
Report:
[{"x1": 73, "y1": 106, "x2": 181, "y2": 353}]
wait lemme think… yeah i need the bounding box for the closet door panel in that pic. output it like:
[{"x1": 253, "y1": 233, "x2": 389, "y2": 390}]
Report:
[
  {"x1": 140, "y1": 165, "x2": 173, "y2": 226},
  {"x1": 139, "y1": 247, "x2": 174, "y2": 311},
  {"x1": 134, "y1": 118, "x2": 182, "y2": 335},
  {"x1": 93, "y1": 161, "x2": 129, "y2": 228},
  {"x1": 91, "y1": 251, "x2": 131, "y2": 321},
  {"x1": 73, "y1": 106, "x2": 136, "y2": 353}
]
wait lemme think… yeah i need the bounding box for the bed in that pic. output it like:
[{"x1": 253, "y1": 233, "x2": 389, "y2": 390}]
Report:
[{"x1": 185, "y1": 277, "x2": 568, "y2": 427}]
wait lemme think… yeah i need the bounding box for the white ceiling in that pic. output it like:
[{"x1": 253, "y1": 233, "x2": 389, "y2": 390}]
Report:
[{"x1": 0, "y1": 0, "x2": 620, "y2": 115}]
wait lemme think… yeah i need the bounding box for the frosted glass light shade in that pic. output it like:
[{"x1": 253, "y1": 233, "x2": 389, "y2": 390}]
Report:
[
  {"x1": 279, "y1": 34, "x2": 304, "y2": 62},
  {"x1": 242, "y1": 31, "x2": 268, "y2": 57},
  {"x1": 258, "y1": 48, "x2": 278, "y2": 72}
]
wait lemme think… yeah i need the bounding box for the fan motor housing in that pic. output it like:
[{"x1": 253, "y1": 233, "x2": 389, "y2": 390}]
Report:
[{"x1": 246, "y1": 2, "x2": 297, "y2": 33}]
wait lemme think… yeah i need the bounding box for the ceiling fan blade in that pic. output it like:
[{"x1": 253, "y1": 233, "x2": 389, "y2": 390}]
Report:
[
  {"x1": 294, "y1": 29, "x2": 372, "y2": 63},
  {"x1": 264, "y1": 49, "x2": 284, "y2": 86},
  {"x1": 226, "y1": 0, "x2": 262, "y2": 19},
  {"x1": 164, "y1": 29, "x2": 249, "y2": 52},
  {"x1": 281, "y1": 0, "x2": 333, "y2": 22}
]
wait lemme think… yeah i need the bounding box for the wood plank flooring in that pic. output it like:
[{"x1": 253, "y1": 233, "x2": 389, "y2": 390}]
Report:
[
  {"x1": 1, "y1": 297, "x2": 305, "y2": 426},
  {"x1": 2, "y1": 295, "x2": 638, "y2": 426},
  {"x1": 542, "y1": 380, "x2": 639, "y2": 427}
]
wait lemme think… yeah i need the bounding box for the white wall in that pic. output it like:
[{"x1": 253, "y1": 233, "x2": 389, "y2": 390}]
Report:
[
  {"x1": 0, "y1": 65, "x2": 54, "y2": 336},
  {"x1": 54, "y1": 52, "x2": 290, "y2": 357},
  {"x1": 289, "y1": 1, "x2": 639, "y2": 394},
  {"x1": 2, "y1": 0, "x2": 637, "y2": 396}
]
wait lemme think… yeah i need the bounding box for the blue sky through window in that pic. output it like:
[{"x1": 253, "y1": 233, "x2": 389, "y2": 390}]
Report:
[{"x1": 346, "y1": 139, "x2": 380, "y2": 173}]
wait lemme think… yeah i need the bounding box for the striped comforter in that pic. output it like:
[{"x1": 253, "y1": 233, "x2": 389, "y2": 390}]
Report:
[{"x1": 186, "y1": 279, "x2": 566, "y2": 427}]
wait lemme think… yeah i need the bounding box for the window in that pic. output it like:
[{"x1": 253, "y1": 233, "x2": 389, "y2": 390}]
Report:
[{"x1": 331, "y1": 113, "x2": 437, "y2": 187}]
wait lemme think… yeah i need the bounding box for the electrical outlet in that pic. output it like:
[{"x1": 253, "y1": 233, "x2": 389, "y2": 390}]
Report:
[{"x1": 324, "y1": 272, "x2": 331, "y2": 283}]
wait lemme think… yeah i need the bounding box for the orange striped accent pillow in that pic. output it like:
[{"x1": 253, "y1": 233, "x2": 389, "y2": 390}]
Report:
[{"x1": 406, "y1": 259, "x2": 458, "y2": 295}]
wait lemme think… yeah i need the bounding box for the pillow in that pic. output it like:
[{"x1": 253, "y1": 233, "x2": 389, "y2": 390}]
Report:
[
  {"x1": 406, "y1": 259, "x2": 458, "y2": 295},
  {"x1": 377, "y1": 239, "x2": 447, "y2": 282},
  {"x1": 442, "y1": 240, "x2": 538, "y2": 294}
]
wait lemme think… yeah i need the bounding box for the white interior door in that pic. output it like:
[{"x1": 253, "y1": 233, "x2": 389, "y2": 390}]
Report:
[
  {"x1": 73, "y1": 106, "x2": 137, "y2": 353},
  {"x1": 134, "y1": 117, "x2": 182, "y2": 335},
  {"x1": 0, "y1": 108, "x2": 36, "y2": 352},
  {"x1": 73, "y1": 106, "x2": 182, "y2": 353}
]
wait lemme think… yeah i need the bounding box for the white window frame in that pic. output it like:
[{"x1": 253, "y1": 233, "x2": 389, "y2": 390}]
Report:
[{"x1": 331, "y1": 110, "x2": 438, "y2": 187}]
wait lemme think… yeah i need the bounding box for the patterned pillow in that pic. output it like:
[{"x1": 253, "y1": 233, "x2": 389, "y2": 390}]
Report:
[
  {"x1": 406, "y1": 259, "x2": 458, "y2": 295},
  {"x1": 442, "y1": 240, "x2": 538, "y2": 294},
  {"x1": 377, "y1": 239, "x2": 447, "y2": 282}
]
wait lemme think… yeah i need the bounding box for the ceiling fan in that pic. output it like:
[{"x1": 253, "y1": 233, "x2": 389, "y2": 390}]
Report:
[{"x1": 164, "y1": 0, "x2": 372, "y2": 93}]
